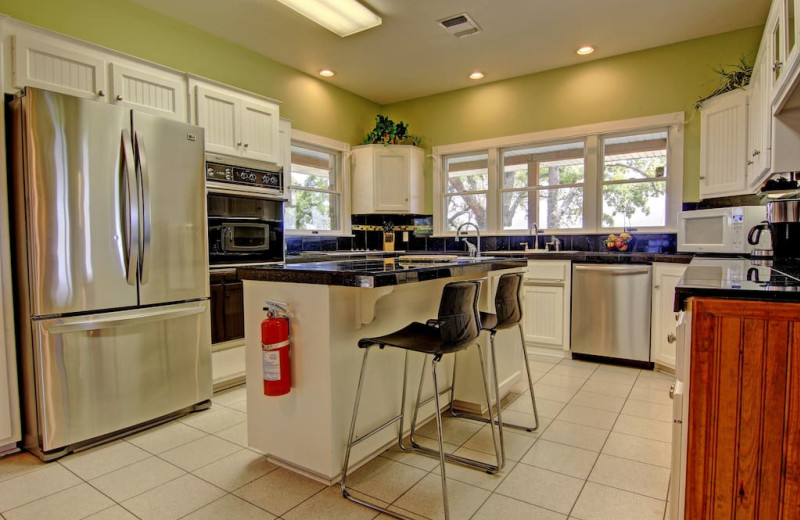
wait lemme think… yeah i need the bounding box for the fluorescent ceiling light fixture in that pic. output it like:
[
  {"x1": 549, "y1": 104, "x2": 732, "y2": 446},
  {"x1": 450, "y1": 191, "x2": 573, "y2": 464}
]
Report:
[
  {"x1": 469, "y1": 71, "x2": 485, "y2": 80},
  {"x1": 577, "y1": 45, "x2": 595, "y2": 55},
  {"x1": 319, "y1": 69, "x2": 336, "y2": 77},
  {"x1": 275, "y1": 0, "x2": 381, "y2": 37}
]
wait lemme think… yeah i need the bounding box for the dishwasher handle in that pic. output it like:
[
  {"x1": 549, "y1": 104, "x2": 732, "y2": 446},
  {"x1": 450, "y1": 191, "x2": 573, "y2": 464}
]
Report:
[{"x1": 573, "y1": 265, "x2": 650, "y2": 275}]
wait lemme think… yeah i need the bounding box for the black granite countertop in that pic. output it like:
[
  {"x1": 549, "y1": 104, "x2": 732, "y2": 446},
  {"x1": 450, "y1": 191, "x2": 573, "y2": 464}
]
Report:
[
  {"x1": 238, "y1": 257, "x2": 528, "y2": 288},
  {"x1": 675, "y1": 257, "x2": 800, "y2": 310}
]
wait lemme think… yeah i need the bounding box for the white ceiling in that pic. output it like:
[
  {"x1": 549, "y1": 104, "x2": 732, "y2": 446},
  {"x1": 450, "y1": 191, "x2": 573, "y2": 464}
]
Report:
[{"x1": 130, "y1": 0, "x2": 770, "y2": 105}]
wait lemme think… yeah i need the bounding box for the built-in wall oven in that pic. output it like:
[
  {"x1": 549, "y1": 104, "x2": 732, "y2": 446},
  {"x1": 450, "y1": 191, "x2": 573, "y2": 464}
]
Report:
[{"x1": 206, "y1": 155, "x2": 285, "y2": 388}]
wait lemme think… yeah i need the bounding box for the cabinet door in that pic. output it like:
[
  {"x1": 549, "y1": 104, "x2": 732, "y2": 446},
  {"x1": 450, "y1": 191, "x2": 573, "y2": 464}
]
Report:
[
  {"x1": 650, "y1": 264, "x2": 686, "y2": 369},
  {"x1": 699, "y1": 89, "x2": 748, "y2": 198},
  {"x1": 110, "y1": 63, "x2": 187, "y2": 121},
  {"x1": 12, "y1": 35, "x2": 106, "y2": 99},
  {"x1": 685, "y1": 298, "x2": 800, "y2": 519},
  {"x1": 210, "y1": 282, "x2": 225, "y2": 344},
  {"x1": 373, "y1": 148, "x2": 410, "y2": 212},
  {"x1": 746, "y1": 47, "x2": 772, "y2": 189},
  {"x1": 196, "y1": 85, "x2": 242, "y2": 157},
  {"x1": 223, "y1": 282, "x2": 244, "y2": 342},
  {"x1": 522, "y1": 284, "x2": 564, "y2": 348},
  {"x1": 241, "y1": 99, "x2": 280, "y2": 164}
]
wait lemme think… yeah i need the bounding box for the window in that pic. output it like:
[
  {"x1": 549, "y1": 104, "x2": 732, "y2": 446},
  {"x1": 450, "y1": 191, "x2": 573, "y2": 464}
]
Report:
[
  {"x1": 434, "y1": 113, "x2": 683, "y2": 234},
  {"x1": 285, "y1": 132, "x2": 349, "y2": 234},
  {"x1": 601, "y1": 132, "x2": 668, "y2": 228},
  {"x1": 501, "y1": 141, "x2": 585, "y2": 231},
  {"x1": 444, "y1": 152, "x2": 489, "y2": 230}
]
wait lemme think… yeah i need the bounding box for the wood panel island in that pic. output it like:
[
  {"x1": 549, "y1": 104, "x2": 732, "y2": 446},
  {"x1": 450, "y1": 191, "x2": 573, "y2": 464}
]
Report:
[{"x1": 237, "y1": 256, "x2": 528, "y2": 483}]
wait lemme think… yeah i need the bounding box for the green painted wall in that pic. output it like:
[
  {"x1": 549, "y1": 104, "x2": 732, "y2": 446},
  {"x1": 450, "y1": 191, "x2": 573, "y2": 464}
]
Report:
[
  {"x1": 0, "y1": 0, "x2": 763, "y2": 207},
  {"x1": 0, "y1": 0, "x2": 379, "y2": 144},
  {"x1": 383, "y1": 26, "x2": 763, "y2": 206}
]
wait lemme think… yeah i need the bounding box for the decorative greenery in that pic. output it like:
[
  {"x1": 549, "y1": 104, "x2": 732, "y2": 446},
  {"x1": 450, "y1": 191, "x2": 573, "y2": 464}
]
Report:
[
  {"x1": 695, "y1": 55, "x2": 753, "y2": 110},
  {"x1": 363, "y1": 114, "x2": 421, "y2": 146}
]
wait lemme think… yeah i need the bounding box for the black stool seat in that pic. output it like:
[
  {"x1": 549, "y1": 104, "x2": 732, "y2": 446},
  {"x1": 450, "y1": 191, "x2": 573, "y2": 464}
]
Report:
[{"x1": 479, "y1": 312, "x2": 498, "y2": 331}]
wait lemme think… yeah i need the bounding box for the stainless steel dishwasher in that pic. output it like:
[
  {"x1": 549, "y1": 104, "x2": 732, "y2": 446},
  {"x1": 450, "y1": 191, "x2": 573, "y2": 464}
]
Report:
[{"x1": 570, "y1": 264, "x2": 652, "y2": 365}]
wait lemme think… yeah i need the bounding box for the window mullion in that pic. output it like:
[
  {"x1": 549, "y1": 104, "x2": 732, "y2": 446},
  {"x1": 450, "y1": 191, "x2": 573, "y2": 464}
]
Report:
[
  {"x1": 584, "y1": 135, "x2": 599, "y2": 233},
  {"x1": 487, "y1": 148, "x2": 499, "y2": 233}
]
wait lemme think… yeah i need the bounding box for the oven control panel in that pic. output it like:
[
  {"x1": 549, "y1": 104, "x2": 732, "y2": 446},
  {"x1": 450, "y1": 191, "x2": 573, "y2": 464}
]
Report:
[{"x1": 206, "y1": 161, "x2": 283, "y2": 191}]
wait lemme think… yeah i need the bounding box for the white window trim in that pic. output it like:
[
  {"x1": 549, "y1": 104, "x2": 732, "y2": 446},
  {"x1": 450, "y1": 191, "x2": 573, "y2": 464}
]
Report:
[
  {"x1": 287, "y1": 129, "x2": 352, "y2": 236},
  {"x1": 432, "y1": 112, "x2": 684, "y2": 236}
]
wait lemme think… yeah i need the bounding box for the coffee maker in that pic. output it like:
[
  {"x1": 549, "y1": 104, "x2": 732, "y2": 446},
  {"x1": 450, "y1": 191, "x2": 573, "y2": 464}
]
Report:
[{"x1": 748, "y1": 199, "x2": 800, "y2": 262}]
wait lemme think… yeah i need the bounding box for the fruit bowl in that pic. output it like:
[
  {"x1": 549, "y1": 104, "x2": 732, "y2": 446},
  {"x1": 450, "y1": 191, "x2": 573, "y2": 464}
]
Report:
[{"x1": 604, "y1": 233, "x2": 635, "y2": 252}]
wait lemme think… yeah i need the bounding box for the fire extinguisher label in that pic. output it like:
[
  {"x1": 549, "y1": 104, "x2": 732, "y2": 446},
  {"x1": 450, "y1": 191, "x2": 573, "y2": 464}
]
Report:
[{"x1": 263, "y1": 350, "x2": 281, "y2": 381}]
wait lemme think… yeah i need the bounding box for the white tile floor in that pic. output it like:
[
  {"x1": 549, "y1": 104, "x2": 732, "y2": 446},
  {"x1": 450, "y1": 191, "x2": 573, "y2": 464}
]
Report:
[{"x1": 0, "y1": 356, "x2": 675, "y2": 520}]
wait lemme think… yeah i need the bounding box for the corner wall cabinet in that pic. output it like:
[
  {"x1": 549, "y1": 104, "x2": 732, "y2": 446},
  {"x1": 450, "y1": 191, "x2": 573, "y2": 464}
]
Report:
[
  {"x1": 521, "y1": 260, "x2": 571, "y2": 354},
  {"x1": 746, "y1": 42, "x2": 772, "y2": 189},
  {"x1": 650, "y1": 263, "x2": 686, "y2": 370},
  {"x1": 12, "y1": 33, "x2": 188, "y2": 120},
  {"x1": 351, "y1": 144, "x2": 424, "y2": 214},
  {"x1": 699, "y1": 89, "x2": 749, "y2": 198},
  {"x1": 685, "y1": 298, "x2": 800, "y2": 519},
  {"x1": 193, "y1": 82, "x2": 280, "y2": 164}
]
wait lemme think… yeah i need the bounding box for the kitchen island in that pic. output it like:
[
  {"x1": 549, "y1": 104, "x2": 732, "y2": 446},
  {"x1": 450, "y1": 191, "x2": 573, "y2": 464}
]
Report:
[{"x1": 238, "y1": 257, "x2": 527, "y2": 483}]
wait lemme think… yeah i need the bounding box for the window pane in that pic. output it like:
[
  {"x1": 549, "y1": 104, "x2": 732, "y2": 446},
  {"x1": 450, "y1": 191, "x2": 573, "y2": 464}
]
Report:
[
  {"x1": 290, "y1": 145, "x2": 336, "y2": 189},
  {"x1": 538, "y1": 187, "x2": 583, "y2": 229},
  {"x1": 502, "y1": 141, "x2": 585, "y2": 188},
  {"x1": 601, "y1": 181, "x2": 666, "y2": 228},
  {"x1": 501, "y1": 191, "x2": 528, "y2": 230},
  {"x1": 285, "y1": 191, "x2": 340, "y2": 231},
  {"x1": 445, "y1": 194, "x2": 487, "y2": 230},
  {"x1": 446, "y1": 153, "x2": 488, "y2": 193},
  {"x1": 603, "y1": 132, "x2": 667, "y2": 181}
]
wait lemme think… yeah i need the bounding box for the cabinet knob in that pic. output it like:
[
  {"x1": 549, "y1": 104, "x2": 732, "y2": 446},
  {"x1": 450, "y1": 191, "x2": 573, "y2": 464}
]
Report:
[
  {"x1": 98, "y1": 90, "x2": 105, "y2": 97},
  {"x1": 752, "y1": 149, "x2": 760, "y2": 157},
  {"x1": 747, "y1": 160, "x2": 754, "y2": 165},
  {"x1": 669, "y1": 384, "x2": 675, "y2": 399},
  {"x1": 236, "y1": 142, "x2": 243, "y2": 147},
  {"x1": 675, "y1": 313, "x2": 680, "y2": 321},
  {"x1": 699, "y1": 176, "x2": 706, "y2": 180},
  {"x1": 667, "y1": 333, "x2": 676, "y2": 344},
  {"x1": 773, "y1": 61, "x2": 783, "y2": 73},
  {"x1": 654, "y1": 284, "x2": 661, "y2": 289},
  {"x1": 116, "y1": 95, "x2": 123, "y2": 101},
  {"x1": 244, "y1": 143, "x2": 249, "y2": 148}
]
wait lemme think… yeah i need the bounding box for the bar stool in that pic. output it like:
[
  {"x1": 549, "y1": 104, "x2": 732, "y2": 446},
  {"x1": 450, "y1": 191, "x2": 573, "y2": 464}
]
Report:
[
  {"x1": 341, "y1": 280, "x2": 500, "y2": 520},
  {"x1": 449, "y1": 272, "x2": 540, "y2": 468}
]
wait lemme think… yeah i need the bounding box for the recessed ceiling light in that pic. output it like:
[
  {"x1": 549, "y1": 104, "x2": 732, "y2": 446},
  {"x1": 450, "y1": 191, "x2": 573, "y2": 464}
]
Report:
[
  {"x1": 275, "y1": 0, "x2": 382, "y2": 38},
  {"x1": 319, "y1": 69, "x2": 336, "y2": 77},
  {"x1": 577, "y1": 45, "x2": 595, "y2": 55},
  {"x1": 469, "y1": 71, "x2": 485, "y2": 80}
]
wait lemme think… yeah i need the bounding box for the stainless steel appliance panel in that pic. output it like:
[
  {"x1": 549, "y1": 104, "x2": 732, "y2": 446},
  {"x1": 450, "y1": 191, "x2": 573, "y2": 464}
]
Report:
[
  {"x1": 16, "y1": 88, "x2": 138, "y2": 316},
  {"x1": 31, "y1": 301, "x2": 211, "y2": 452},
  {"x1": 570, "y1": 264, "x2": 652, "y2": 362},
  {"x1": 132, "y1": 112, "x2": 208, "y2": 305}
]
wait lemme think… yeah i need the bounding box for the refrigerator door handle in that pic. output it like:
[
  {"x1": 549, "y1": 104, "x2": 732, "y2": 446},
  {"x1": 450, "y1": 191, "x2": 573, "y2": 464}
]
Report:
[
  {"x1": 121, "y1": 129, "x2": 139, "y2": 286},
  {"x1": 134, "y1": 131, "x2": 152, "y2": 284},
  {"x1": 43, "y1": 303, "x2": 206, "y2": 334}
]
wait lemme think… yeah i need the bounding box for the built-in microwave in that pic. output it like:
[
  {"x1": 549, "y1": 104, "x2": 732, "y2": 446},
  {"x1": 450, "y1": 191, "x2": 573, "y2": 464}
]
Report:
[
  {"x1": 677, "y1": 206, "x2": 767, "y2": 253},
  {"x1": 208, "y1": 193, "x2": 284, "y2": 265}
]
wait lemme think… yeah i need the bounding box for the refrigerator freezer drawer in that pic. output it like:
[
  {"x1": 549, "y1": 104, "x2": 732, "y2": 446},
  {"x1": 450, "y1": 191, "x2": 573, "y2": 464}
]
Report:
[{"x1": 29, "y1": 301, "x2": 211, "y2": 454}]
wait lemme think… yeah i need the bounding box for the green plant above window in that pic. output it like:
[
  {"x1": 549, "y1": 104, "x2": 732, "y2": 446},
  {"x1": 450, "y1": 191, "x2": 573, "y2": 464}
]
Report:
[
  {"x1": 695, "y1": 55, "x2": 753, "y2": 110},
  {"x1": 363, "y1": 114, "x2": 421, "y2": 146}
]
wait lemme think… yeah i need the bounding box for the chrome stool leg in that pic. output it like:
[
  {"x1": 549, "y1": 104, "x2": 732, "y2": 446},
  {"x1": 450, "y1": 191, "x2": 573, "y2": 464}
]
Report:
[
  {"x1": 517, "y1": 322, "x2": 540, "y2": 431},
  {"x1": 430, "y1": 354, "x2": 450, "y2": 520}
]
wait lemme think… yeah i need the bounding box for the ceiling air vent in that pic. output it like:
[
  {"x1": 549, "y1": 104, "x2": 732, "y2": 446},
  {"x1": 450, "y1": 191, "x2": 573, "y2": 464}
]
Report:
[{"x1": 438, "y1": 13, "x2": 481, "y2": 38}]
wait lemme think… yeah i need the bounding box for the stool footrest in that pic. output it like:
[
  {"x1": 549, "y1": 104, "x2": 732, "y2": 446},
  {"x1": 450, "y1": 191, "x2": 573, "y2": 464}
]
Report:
[
  {"x1": 342, "y1": 490, "x2": 416, "y2": 520},
  {"x1": 348, "y1": 414, "x2": 402, "y2": 449},
  {"x1": 402, "y1": 441, "x2": 499, "y2": 473},
  {"x1": 450, "y1": 409, "x2": 539, "y2": 432}
]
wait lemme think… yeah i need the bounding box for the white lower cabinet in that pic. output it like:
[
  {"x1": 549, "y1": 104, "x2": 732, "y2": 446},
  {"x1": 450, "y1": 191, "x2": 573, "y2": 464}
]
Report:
[
  {"x1": 650, "y1": 263, "x2": 687, "y2": 370},
  {"x1": 522, "y1": 260, "x2": 571, "y2": 354}
]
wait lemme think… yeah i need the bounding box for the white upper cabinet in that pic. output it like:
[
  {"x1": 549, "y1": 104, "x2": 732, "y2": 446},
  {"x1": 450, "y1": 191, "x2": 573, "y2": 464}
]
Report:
[
  {"x1": 351, "y1": 144, "x2": 424, "y2": 214},
  {"x1": 110, "y1": 63, "x2": 187, "y2": 120},
  {"x1": 699, "y1": 89, "x2": 749, "y2": 198},
  {"x1": 11, "y1": 31, "x2": 188, "y2": 121},
  {"x1": 12, "y1": 34, "x2": 106, "y2": 99},
  {"x1": 747, "y1": 43, "x2": 773, "y2": 189},
  {"x1": 194, "y1": 82, "x2": 280, "y2": 164}
]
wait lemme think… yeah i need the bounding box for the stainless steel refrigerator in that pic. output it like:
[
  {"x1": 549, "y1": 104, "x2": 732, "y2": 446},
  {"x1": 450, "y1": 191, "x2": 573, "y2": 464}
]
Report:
[{"x1": 8, "y1": 87, "x2": 212, "y2": 460}]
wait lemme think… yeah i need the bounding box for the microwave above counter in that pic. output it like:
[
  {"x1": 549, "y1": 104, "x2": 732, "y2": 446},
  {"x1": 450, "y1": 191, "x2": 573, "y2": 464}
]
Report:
[{"x1": 677, "y1": 206, "x2": 768, "y2": 254}]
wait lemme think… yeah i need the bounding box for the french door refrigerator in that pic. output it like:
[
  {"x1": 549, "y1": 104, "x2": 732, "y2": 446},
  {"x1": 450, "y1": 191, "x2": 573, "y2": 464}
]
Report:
[{"x1": 8, "y1": 87, "x2": 212, "y2": 460}]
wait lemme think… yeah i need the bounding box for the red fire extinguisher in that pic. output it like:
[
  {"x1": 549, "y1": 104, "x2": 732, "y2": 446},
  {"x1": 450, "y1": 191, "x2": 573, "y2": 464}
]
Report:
[{"x1": 261, "y1": 302, "x2": 292, "y2": 396}]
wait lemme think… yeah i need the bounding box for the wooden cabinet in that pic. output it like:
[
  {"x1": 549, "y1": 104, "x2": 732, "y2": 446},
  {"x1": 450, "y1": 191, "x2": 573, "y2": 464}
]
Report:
[
  {"x1": 650, "y1": 263, "x2": 686, "y2": 370},
  {"x1": 521, "y1": 260, "x2": 571, "y2": 353},
  {"x1": 351, "y1": 144, "x2": 424, "y2": 214},
  {"x1": 194, "y1": 82, "x2": 280, "y2": 164},
  {"x1": 12, "y1": 33, "x2": 188, "y2": 120},
  {"x1": 699, "y1": 89, "x2": 749, "y2": 198},
  {"x1": 209, "y1": 272, "x2": 244, "y2": 344},
  {"x1": 685, "y1": 297, "x2": 800, "y2": 519}
]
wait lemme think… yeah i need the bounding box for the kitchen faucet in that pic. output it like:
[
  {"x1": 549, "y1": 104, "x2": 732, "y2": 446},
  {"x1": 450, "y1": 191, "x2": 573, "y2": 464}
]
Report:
[
  {"x1": 530, "y1": 224, "x2": 540, "y2": 250},
  {"x1": 456, "y1": 222, "x2": 481, "y2": 257}
]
